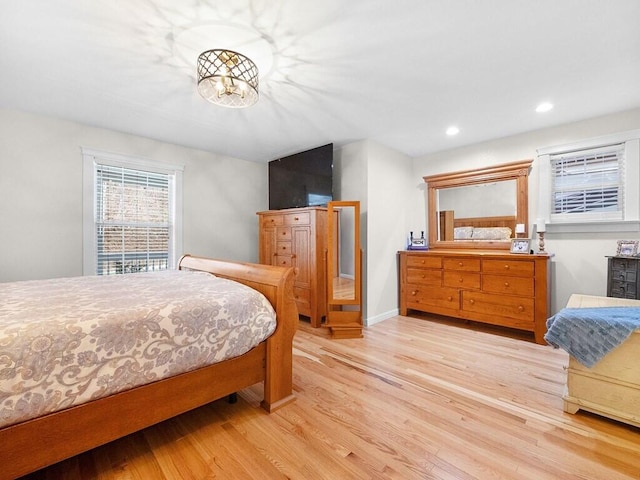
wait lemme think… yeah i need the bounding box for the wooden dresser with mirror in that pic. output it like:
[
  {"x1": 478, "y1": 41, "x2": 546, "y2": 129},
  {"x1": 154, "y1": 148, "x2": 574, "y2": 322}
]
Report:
[{"x1": 399, "y1": 160, "x2": 551, "y2": 344}]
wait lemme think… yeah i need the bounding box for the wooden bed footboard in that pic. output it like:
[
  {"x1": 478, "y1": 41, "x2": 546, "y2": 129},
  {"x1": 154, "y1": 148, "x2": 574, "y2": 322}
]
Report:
[{"x1": 0, "y1": 255, "x2": 297, "y2": 480}]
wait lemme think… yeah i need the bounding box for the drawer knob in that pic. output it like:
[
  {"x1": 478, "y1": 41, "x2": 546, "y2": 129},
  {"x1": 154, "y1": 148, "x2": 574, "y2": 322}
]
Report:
[
  {"x1": 504, "y1": 282, "x2": 509, "y2": 287},
  {"x1": 294, "y1": 216, "x2": 299, "y2": 221},
  {"x1": 411, "y1": 290, "x2": 418, "y2": 296},
  {"x1": 458, "y1": 262, "x2": 463, "y2": 267},
  {"x1": 273, "y1": 253, "x2": 278, "y2": 257},
  {"x1": 518, "y1": 305, "x2": 524, "y2": 312},
  {"x1": 459, "y1": 277, "x2": 464, "y2": 283},
  {"x1": 447, "y1": 296, "x2": 453, "y2": 301},
  {"x1": 420, "y1": 260, "x2": 425, "y2": 264},
  {"x1": 620, "y1": 274, "x2": 625, "y2": 280},
  {"x1": 282, "y1": 231, "x2": 287, "y2": 235},
  {"x1": 469, "y1": 299, "x2": 475, "y2": 305},
  {"x1": 504, "y1": 265, "x2": 510, "y2": 270},
  {"x1": 421, "y1": 274, "x2": 426, "y2": 278}
]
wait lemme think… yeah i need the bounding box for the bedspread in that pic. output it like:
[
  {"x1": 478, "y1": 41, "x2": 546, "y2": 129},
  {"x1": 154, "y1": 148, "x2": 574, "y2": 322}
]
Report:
[
  {"x1": 545, "y1": 306, "x2": 640, "y2": 367},
  {"x1": 0, "y1": 270, "x2": 276, "y2": 428}
]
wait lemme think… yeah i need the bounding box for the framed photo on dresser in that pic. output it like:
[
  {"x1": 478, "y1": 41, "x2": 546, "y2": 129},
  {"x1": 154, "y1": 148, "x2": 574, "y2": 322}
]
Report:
[
  {"x1": 616, "y1": 240, "x2": 639, "y2": 257},
  {"x1": 510, "y1": 238, "x2": 531, "y2": 254}
]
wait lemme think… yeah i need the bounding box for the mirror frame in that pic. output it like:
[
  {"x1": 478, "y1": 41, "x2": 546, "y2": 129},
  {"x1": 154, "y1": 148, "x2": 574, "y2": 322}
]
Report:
[
  {"x1": 327, "y1": 201, "x2": 361, "y2": 306},
  {"x1": 424, "y1": 159, "x2": 532, "y2": 250}
]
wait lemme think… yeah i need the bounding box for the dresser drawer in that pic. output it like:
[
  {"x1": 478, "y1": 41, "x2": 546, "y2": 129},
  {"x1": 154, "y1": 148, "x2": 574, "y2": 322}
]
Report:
[
  {"x1": 482, "y1": 259, "x2": 534, "y2": 277},
  {"x1": 260, "y1": 215, "x2": 284, "y2": 228},
  {"x1": 406, "y1": 255, "x2": 442, "y2": 269},
  {"x1": 442, "y1": 258, "x2": 480, "y2": 272},
  {"x1": 610, "y1": 269, "x2": 637, "y2": 283},
  {"x1": 276, "y1": 226, "x2": 292, "y2": 240},
  {"x1": 274, "y1": 255, "x2": 293, "y2": 268},
  {"x1": 609, "y1": 281, "x2": 638, "y2": 299},
  {"x1": 284, "y1": 212, "x2": 310, "y2": 225},
  {"x1": 276, "y1": 241, "x2": 292, "y2": 256},
  {"x1": 462, "y1": 291, "x2": 534, "y2": 324},
  {"x1": 293, "y1": 286, "x2": 311, "y2": 315},
  {"x1": 443, "y1": 271, "x2": 480, "y2": 289},
  {"x1": 406, "y1": 267, "x2": 441, "y2": 286},
  {"x1": 610, "y1": 257, "x2": 639, "y2": 271},
  {"x1": 482, "y1": 274, "x2": 534, "y2": 296},
  {"x1": 406, "y1": 284, "x2": 459, "y2": 309}
]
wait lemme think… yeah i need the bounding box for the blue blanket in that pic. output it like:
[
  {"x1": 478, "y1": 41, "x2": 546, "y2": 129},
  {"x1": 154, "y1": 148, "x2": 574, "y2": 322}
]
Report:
[{"x1": 544, "y1": 307, "x2": 640, "y2": 367}]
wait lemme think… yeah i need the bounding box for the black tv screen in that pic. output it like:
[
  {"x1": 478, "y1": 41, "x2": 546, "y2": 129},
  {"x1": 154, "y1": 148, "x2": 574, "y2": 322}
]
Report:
[{"x1": 268, "y1": 143, "x2": 333, "y2": 210}]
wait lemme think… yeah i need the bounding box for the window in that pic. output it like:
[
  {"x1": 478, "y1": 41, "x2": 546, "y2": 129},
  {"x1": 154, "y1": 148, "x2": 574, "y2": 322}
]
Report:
[
  {"x1": 550, "y1": 144, "x2": 624, "y2": 222},
  {"x1": 537, "y1": 130, "x2": 640, "y2": 231},
  {"x1": 83, "y1": 148, "x2": 183, "y2": 275}
]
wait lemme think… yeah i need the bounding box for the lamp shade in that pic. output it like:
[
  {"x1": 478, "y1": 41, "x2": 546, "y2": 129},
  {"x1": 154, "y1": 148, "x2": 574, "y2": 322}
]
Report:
[{"x1": 197, "y1": 49, "x2": 259, "y2": 108}]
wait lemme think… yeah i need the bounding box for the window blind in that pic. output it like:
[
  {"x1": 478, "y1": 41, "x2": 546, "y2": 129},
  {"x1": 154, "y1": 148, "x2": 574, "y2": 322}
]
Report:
[
  {"x1": 550, "y1": 143, "x2": 624, "y2": 221},
  {"x1": 95, "y1": 164, "x2": 171, "y2": 275}
]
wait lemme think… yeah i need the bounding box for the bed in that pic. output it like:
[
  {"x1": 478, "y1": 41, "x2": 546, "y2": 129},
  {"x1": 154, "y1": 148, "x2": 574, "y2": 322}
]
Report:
[
  {"x1": 438, "y1": 211, "x2": 516, "y2": 242},
  {"x1": 551, "y1": 294, "x2": 640, "y2": 428},
  {"x1": 0, "y1": 254, "x2": 298, "y2": 479}
]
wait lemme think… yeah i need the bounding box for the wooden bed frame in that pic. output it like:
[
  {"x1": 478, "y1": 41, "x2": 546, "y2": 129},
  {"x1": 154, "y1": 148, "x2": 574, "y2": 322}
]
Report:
[
  {"x1": 0, "y1": 255, "x2": 298, "y2": 480},
  {"x1": 563, "y1": 294, "x2": 640, "y2": 428},
  {"x1": 439, "y1": 211, "x2": 516, "y2": 241}
]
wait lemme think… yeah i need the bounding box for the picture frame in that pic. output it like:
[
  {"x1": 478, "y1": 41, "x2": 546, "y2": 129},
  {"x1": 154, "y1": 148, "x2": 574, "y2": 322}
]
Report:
[
  {"x1": 616, "y1": 240, "x2": 639, "y2": 257},
  {"x1": 510, "y1": 238, "x2": 531, "y2": 254}
]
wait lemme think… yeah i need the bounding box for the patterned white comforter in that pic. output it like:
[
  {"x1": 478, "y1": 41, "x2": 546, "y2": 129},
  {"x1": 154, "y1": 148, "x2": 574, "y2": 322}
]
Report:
[{"x1": 0, "y1": 270, "x2": 277, "y2": 428}]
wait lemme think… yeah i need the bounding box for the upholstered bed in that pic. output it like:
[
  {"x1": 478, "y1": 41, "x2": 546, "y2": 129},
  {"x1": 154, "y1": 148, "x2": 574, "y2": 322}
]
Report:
[
  {"x1": 0, "y1": 254, "x2": 297, "y2": 479},
  {"x1": 550, "y1": 294, "x2": 640, "y2": 428}
]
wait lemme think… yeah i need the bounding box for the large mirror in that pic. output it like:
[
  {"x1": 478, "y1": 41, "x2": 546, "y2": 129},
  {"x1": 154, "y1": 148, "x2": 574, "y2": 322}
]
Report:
[
  {"x1": 325, "y1": 200, "x2": 362, "y2": 338},
  {"x1": 424, "y1": 160, "x2": 532, "y2": 250}
]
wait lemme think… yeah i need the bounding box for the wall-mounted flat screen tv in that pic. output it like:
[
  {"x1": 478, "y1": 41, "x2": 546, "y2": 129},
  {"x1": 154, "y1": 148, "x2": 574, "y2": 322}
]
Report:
[{"x1": 268, "y1": 143, "x2": 333, "y2": 210}]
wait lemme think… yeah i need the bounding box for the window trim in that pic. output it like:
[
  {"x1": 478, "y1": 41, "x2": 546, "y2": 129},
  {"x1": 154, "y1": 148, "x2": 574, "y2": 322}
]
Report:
[
  {"x1": 82, "y1": 147, "x2": 184, "y2": 275},
  {"x1": 537, "y1": 129, "x2": 640, "y2": 234}
]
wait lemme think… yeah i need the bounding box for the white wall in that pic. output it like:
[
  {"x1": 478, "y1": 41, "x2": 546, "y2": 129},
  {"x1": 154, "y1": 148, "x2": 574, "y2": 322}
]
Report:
[
  {"x1": 334, "y1": 140, "x2": 413, "y2": 325},
  {"x1": 0, "y1": 108, "x2": 267, "y2": 282},
  {"x1": 412, "y1": 107, "x2": 640, "y2": 313}
]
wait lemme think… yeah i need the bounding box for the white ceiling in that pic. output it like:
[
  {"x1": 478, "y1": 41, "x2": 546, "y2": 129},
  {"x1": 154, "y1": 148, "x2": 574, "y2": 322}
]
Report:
[{"x1": 1, "y1": 0, "x2": 639, "y2": 163}]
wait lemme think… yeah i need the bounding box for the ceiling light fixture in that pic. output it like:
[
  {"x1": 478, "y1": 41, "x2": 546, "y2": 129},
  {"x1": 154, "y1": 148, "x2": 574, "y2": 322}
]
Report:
[
  {"x1": 197, "y1": 49, "x2": 259, "y2": 108},
  {"x1": 536, "y1": 102, "x2": 553, "y2": 113},
  {"x1": 446, "y1": 126, "x2": 460, "y2": 136}
]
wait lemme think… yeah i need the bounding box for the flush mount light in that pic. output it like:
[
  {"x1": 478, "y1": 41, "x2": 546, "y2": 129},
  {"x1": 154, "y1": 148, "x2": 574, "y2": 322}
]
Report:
[
  {"x1": 536, "y1": 102, "x2": 554, "y2": 113},
  {"x1": 197, "y1": 49, "x2": 259, "y2": 108},
  {"x1": 446, "y1": 126, "x2": 460, "y2": 136}
]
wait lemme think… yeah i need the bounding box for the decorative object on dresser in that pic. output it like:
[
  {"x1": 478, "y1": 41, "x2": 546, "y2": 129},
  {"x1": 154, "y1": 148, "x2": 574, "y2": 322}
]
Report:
[
  {"x1": 399, "y1": 250, "x2": 551, "y2": 345},
  {"x1": 616, "y1": 239, "x2": 639, "y2": 256},
  {"x1": 536, "y1": 218, "x2": 546, "y2": 253},
  {"x1": 258, "y1": 206, "x2": 328, "y2": 327},
  {"x1": 325, "y1": 201, "x2": 363, "y2": 338},
  {"x1": 606, "y1": 255, "x2": 640, "y2": 299},
  {"x1": 510, "y1": 238, "x2": 531, "y2": 254}
]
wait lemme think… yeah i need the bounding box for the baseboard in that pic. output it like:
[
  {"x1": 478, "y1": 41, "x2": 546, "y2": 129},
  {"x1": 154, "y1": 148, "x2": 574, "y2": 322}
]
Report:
[{"x1": 365, "y1": 308, "x2": 398, "y2": 327}]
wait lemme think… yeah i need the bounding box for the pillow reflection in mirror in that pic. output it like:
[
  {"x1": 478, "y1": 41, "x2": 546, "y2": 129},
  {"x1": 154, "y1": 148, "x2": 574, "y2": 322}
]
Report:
[
  {"x1": 471, "y1": 227, "x2": 512, "y2": 240},
  {"x1": 454, "y1": 226, "x2": 474, "y2": 240}
]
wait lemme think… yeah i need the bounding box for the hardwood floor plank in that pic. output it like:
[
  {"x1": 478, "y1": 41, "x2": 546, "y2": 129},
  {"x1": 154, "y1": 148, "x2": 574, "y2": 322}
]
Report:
[{"x1": 20, "y1": 315, "x2": 640, "y2": 479}]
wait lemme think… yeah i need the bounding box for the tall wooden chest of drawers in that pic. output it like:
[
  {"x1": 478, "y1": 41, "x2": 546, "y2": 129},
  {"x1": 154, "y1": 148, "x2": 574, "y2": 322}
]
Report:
[
  {"x1": 258, "y1": 207, "x2": 327, "y2": 327},
  {"x1": 607, "y1": 256, "x2": 640, "y2": 299},
  {"x1": 399, "y1": 250, "x2": 551, "y2": 344}
]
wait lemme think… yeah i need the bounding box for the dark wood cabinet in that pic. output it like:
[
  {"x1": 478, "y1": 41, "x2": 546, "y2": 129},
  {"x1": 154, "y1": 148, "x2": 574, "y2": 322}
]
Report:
[{"x1": 607, "y1": 256, "x2": 640, "y2": 299}]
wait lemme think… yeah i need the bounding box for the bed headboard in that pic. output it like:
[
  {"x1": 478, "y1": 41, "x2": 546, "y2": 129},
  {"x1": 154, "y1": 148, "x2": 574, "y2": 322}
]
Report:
[{"x1": 440, "y1": 211, "x2": 516, "y2": 241}]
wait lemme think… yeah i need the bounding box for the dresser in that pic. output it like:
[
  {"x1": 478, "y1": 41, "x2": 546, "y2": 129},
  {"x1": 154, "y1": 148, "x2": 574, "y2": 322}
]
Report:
[
  {"x1": 258, "y1": 207, "x2": 327, "y2": 327},
  {"x1": 399, "y1": 250, "x2": 551, "y2": 344},
  {"x1": 606, "y1": 256, "x2": 640, "y2": 299}
]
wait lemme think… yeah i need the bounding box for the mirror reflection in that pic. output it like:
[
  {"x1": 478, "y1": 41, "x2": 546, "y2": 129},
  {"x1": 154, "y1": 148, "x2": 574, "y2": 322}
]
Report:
[
  {"x1": 436, "y1": 180, "x2": 517, "y2": 242},
  {"x1": 330, "y1": 205, "x2": 356, "y2": 300}
]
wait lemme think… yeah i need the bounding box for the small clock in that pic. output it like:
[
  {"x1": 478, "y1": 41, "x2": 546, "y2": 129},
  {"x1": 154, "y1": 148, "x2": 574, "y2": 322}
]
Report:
[{"x1": 510, "y1": 238, "x2": 531, "y2": 254}]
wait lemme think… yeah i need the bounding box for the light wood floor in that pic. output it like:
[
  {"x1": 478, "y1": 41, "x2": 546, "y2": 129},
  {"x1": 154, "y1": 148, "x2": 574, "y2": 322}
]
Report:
[{"x1": 21, "y1": 314, "x2": 640, "y2": 479}]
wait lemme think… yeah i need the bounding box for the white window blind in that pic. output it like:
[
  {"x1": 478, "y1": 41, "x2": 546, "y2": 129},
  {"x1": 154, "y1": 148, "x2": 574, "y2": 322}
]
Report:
[
  {"x1": 550, "y1": 143, "x2": 625, "y2": 222},
  {"x1": 95, "y1": 164, "x2": 172, "y2": 275}
]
